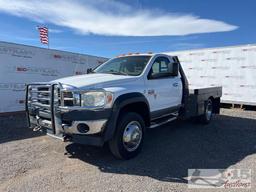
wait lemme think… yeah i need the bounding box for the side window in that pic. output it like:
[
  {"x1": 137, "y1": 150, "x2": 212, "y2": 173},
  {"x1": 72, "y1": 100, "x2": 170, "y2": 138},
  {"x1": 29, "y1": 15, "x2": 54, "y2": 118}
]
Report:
[{"x1": 148, "y1": 57, "x2": 173, "y2": 79}]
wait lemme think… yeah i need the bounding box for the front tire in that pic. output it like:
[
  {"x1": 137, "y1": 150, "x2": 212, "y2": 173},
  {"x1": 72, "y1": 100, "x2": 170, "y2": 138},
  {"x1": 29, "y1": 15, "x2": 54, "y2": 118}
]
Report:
[{"x1": 108, "y1": 112, "x2": 145, "y2": 159}]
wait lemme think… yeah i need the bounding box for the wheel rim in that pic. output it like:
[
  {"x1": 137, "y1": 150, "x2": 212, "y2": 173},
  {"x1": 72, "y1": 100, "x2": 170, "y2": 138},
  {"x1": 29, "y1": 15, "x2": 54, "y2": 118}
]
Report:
[
  {"x1": 206, "y1": 100, "x2": 213, "y2": 121},
  {"x1": 122, "y1": 121, "x2": 142, "y2": 152}
]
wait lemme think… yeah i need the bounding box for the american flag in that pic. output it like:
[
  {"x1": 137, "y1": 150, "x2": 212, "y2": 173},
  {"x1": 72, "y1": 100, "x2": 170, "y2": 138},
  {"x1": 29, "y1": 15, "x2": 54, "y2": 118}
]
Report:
[{"x1": 38, "y1": 26, "x2": 49, "y2": 45}]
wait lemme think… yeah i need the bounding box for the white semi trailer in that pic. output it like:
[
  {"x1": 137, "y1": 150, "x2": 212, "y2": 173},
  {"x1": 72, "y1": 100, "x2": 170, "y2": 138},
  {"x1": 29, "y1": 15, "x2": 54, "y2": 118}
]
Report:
[
  {"x1": 165, "y1": 44, "x2": 256, "y2": 106},
  {"x1": 0, "y1": 41, "x2": 108, "y2": 113}
]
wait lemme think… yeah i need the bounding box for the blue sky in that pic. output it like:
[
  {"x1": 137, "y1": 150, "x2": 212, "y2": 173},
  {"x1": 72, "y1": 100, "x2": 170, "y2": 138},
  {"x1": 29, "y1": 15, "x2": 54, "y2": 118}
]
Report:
[{"x1": 0, "y1": 0, "x2": 255, "y2": 57}]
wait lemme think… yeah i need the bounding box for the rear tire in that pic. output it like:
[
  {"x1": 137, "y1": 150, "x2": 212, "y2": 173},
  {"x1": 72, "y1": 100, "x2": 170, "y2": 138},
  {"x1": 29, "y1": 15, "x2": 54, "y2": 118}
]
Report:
[
  {"x1": 108, "y1": 112, "x2": 145, "y2": 160},
  {"x1": 198, "y1": 99, "x2": 213, "y2": 124}
]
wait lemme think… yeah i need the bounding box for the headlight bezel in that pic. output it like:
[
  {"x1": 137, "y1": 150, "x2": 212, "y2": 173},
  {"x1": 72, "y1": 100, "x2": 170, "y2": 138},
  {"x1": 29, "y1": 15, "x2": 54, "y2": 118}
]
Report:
[
  {"x1": 81, "y1": 91, "x2": 106, "y2": 108},
  {"x1": 61, "y1": 89, "x2": 113, "y2": 109}
]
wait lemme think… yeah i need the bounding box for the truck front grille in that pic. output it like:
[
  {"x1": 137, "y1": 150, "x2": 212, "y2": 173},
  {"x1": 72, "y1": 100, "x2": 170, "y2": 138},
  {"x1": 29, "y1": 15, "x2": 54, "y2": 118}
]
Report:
[
  {"x1": 37, "y1": 86, "x2": 51, "y2": 105},
  {"x1": 28, "y1": 84, "x2": 57, "y2": 108},
  {"x1": 62, "y1": 91, "x2": 75, "y2": 106},
  {"x1": 27, "y1": 84, "x2": 76, "y2": 109}
]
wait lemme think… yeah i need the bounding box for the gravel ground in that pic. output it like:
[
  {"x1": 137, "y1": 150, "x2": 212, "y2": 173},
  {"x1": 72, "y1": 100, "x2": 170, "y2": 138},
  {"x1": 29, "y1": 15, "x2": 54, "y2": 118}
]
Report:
[{"x1": 0, "y1": 108, "x2": 256, "y2": 192}]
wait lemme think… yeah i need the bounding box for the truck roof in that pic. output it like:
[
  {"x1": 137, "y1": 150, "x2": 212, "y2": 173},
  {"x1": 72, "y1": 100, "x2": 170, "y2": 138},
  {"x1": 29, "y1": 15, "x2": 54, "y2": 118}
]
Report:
[{"x1": 116, "y1": 53, "x2": 171, "y2": 57}]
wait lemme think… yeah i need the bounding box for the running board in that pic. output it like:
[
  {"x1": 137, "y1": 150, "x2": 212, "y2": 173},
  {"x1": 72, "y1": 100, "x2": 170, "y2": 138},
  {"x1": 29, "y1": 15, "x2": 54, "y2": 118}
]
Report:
[
  {"x1": 47, "y1": 133, "x2": 64, "y2": 141},
  {"x1": 149, "y1": 117, "x2": 177, "y2": 129}
]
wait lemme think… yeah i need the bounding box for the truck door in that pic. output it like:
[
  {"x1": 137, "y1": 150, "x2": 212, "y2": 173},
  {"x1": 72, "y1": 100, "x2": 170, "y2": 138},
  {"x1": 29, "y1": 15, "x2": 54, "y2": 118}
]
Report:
[{"x1": 145, "y1": 56, "x2": 182, "y2": 114}]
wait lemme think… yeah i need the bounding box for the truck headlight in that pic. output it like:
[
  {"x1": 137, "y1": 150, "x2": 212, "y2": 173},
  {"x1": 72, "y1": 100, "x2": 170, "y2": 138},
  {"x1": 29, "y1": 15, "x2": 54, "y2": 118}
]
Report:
[{"x1": 81, "y1": 91, "x2": 113, "y2": 108}]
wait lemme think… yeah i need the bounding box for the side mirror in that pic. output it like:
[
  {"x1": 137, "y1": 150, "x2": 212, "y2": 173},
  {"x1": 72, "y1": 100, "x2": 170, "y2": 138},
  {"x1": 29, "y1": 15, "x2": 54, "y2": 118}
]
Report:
[
  {"x1": 171, "y1": 62, "x2": 179, "y2": 76},
  {"x1": 148, "y1": 73, "x2": 157, "y2": 79},
  {"x1": 87, "y1": 68, "x2": 93, "y2": 74}
]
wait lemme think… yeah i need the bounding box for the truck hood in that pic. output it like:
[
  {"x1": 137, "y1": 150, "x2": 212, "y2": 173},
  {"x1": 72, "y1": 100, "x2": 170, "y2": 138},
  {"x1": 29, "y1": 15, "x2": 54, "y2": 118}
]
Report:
[{"x1": 51, "y1": 73, "x2": 138, "y2": 89}]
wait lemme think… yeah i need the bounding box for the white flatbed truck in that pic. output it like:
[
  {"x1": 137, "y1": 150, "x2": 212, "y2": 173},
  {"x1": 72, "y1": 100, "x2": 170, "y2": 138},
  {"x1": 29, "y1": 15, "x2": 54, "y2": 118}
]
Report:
[{"x1": 26, "y1": 53, "x2": 222, "y2": 159}]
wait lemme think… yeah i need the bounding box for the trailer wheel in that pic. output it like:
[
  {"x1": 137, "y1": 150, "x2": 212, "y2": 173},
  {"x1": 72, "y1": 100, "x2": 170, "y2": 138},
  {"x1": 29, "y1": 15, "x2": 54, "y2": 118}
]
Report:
[
  {"x1": 108, "y1": 112, "x2": 145, "y2": 159},
  {"x1": 199, "y1": 99, "x2": 213, "y2": 124}
]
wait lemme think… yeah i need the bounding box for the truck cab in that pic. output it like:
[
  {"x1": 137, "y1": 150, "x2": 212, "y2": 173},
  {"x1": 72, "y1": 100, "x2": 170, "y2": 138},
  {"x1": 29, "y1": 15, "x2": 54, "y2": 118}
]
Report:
[{"x1": 26, "y1": 54, "x2": 222, "y2": 159}]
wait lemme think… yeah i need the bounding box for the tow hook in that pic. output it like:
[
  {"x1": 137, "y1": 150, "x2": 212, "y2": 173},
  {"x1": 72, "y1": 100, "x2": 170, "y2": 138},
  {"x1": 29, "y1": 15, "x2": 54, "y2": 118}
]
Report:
[
  {"x1": 63, "y1": 135, "x2": 72, "y2": 142},
  {"x1": 33, "y1": 125, "x2": 42, "y2": 132},
  {"x1": 33, "y1": 115, "x2": 42, "y2": 131}
]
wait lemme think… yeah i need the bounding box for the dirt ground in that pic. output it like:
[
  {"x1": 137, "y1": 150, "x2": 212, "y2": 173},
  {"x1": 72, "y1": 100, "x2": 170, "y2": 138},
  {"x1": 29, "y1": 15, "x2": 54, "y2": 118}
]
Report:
[{"x1": 0, "y1": 108, "x2": 256, "y2": 192}]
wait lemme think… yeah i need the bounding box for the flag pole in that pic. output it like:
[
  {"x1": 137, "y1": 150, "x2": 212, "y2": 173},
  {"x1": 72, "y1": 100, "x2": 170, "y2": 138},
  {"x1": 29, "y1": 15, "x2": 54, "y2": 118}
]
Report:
[{"x1": 47, "y1": 25, "x2": 50, "y2": 49}]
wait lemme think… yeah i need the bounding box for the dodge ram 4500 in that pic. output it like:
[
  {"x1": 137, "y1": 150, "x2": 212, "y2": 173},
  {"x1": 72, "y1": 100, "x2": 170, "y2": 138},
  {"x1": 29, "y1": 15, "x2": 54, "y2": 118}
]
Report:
[{"x1": 26, "y1": 54, "x2": 222, "y2": 159}]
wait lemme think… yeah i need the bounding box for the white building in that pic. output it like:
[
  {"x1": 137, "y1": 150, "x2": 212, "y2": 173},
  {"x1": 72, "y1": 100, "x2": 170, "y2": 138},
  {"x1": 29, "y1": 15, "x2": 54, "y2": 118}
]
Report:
[{"x1": 0, "y1": 41, "x2": 108, "y2": 113}]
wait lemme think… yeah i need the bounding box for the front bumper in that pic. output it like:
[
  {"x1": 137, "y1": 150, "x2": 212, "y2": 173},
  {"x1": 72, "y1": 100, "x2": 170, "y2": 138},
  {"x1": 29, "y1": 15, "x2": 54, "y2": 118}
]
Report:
[
  {"x1": 63, "y1": 119, "x2": 107, "y2": 135},
  {"x1": 28, "y1": 114, "x2": 108, "y2": 135},
  {"x1": 26, "y1": 83, "x2": 111, "y2": 146},
  {"x1": 59, "y1": 108, "x2": 111, "y2": 136}
]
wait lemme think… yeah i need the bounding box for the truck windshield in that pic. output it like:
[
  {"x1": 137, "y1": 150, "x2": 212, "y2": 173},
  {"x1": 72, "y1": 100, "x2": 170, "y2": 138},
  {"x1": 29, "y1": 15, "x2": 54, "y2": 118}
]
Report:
[{"x1": 94, "y1": 56, "x2": 151, "y2": 76}]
